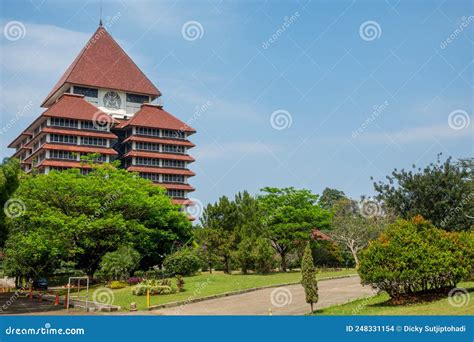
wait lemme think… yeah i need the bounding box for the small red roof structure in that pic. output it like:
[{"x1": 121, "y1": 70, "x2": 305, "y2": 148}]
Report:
[
  {"x1": 311, "y1": 229, "x2": 332, "y2": 241},
  {"x1": 42, "y1": 26, "x2": 161, "y2": 107},
  {"x1": 122, "y1": 104, "x2": 196, "y2": 133}
]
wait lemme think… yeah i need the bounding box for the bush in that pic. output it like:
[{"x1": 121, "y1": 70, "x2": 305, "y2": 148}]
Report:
[
  {"x1": 95, "y1": 246, "x2": 140, "y2": 281},
  {"x1": 176, "y1": 275, "x2": 185, "y2": 292},
  {"x1": 127, "y1": 277, "x2": 142, "y2": 286},
  {"x1": 358, "y1": 216, "x2": 472, "y2": 299},
  {"x1": 163, "y1": 248, "x2": 201, "y2": 276},
  {"x1": 132, "y1": 279, "x2": 174, "y2": 296},
  {"x1": 107, "y1": 280, "x2": 128, "y2": 289},
  {"x1": 234, "y1": 238, "x2": 255, "y2": 273}
]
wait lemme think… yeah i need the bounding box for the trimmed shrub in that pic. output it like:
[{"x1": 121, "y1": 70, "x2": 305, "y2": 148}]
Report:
[
  {"x1": 107, "y1": 280, "x2": 128, "y2": 289},
  {"x1": 176, "y1": 275, "x2": 185, "y2": 293},
  {"x1": 358, "y1": 216, "x2": 472, "y2": 299},
  {"x1": 301, "y1": 242, "x2": 318, "y2": 312},
  {"x1": 163, "y1": 248, "x2": 201, "y2": 276},
  {"x1": 132, "y1": 279, "x2": 174, "y2": 296}
]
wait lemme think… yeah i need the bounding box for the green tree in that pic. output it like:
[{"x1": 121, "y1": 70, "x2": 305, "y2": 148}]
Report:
[
  {"x1": 234, "y1": 237, "x2": 255, "y2": 273},
  {"x1": 329, "y1": 198, "x2": 391, "y2": 267},
  {"x1": 200, "y1": 196, "x2": 238, "y2": 273},
  {"x1": 253, "y1": 237, "x2": 275, "y2": 273},
  {"x1": 318, "y1": 187, "x2": 346, "y2": 210},
  {"x1": 3, "y1": 164, "x2": 191, "y2": 278},
  {"x1": 95, "y1": 246, "x2": 140, "y2": 281},
  {"x1": 259, "y1": 187, "x2": 331, "y2": 271},
  {"x1": 0, "y1": 158, "x2": 21, "y2": 246},
  {"x1": 301, "y1": 242, "x2": 318, "y2": 312},
  {"x1": 194, "y1": 226, "x2": 220, "y2": 274},
  {"x1": 373, "y1": 155, "x2": 473, "y2": 231}
]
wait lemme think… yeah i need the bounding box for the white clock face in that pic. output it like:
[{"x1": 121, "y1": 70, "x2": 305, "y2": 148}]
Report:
[{"x1": 103, "y1": 91, "x2": 121, "y2": 109}]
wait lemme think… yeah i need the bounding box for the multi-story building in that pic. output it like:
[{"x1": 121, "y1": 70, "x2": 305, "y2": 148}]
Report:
[{"x1": 8, "y1": 25, "x2": 196, "y2": 205}]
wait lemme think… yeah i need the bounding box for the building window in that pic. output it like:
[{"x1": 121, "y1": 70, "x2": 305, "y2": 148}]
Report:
[
  {"x1": 162, "y1": 159, "x2": 185, "y2": 169},
  {"x1": 81, "y1": 137, "x2": 107, "y2": 147},
  {"x1": 73, "y1": 86, "x2": 98, "y2": 98},
  {"x1": 126, "y1": 93, "x2": 149, "y2": 104},
  {"x1": 135, "y1": 157, "x2": 160, "y2": 166},
  {"x1": 81, "y1": 120, "x2": 109, "y2": 131},
  {"x1": 50, "y1": 134, "x2": 77, "y2": 144},
  {"x1": 49, "y1": 150, "x2": 77, "y2": 160},
  {"x1": 140, "y1": 172, "x2": 160, "y2": 182},
  {"x1": 79, "y1": 153, "x2": 107, "y2": 162},
  {"x1": 136, "y1": 127, "x2": 160, "y2": 137},
  {"x1": 162, "y1": 144, "x2": 185, "y2": 154},
  {"x1": 162, "y1": 129, "x2": 185, "y2": 140},
  {"x1": 136, "y1": 142, "x2": 160, "y2": 152},
  {"x1": 162, "y1": 174, "x2": 185, "y2": 183},
  {"x1": 167, "y1": 189, "x2": 185, "y2": 198},
  {"x1": 50, "y1": 118, "x2": 78, "y2": 128}
]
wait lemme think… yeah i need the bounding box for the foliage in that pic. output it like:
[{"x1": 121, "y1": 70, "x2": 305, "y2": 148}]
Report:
[
  {"x1": 259, "y1": 187, "x2": 332, "y2": 271},
  {"x1": 358, "y1": 217, "x2": 473, "y2": 299},
  {"x1": 301, "y1": 242, "x2": 318, "y2": 311},
  {"x1": 107, "y1": 280, "x2": 128, "y2": 289},
  {"x1": 318, "y1": 187, "x2": 346, "y2": 210},
  {"x1": 311, "y1": 240, "x2": 344, "y2": 268},
  {"x1": 127, "y1": 277, "x2": 142, "y2": 286},
  {"x1": 2, "y1": 164, "x2": 192, "y2": 278},
  {"x1": 95, "y1": 246, "x2": 140, "y2": 281},
  {"x1": 132, "y1": 278, "x2": 174, "y2": 296},
  {"x1": 176, "y1": 275, "x2": 185, "y2": 292},
  {"x1": 163, "y1": 248, "x2": 201, "y2": 276},
  {"x1": 329, "y1": 198, "x2": 392, "y2": 267},
  {"x1": 373, "y1": 155, "x2": 473, "y2": 231},
  {"x1": 253, "y1": 238, "x2": 275, "y2": 273},
  {"x1": 0, "y1": 158, "x2": 21, "y2": 246},
  {"x1": 234, "y1": 238, "x2": 255, "y2": 273}
]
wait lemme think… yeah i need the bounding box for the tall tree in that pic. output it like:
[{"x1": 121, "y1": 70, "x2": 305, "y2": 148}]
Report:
[
  {"x1": 329, "y1": 198, "x2": 392, "y2": 267},
  {"x1": 373, "y1": 155, "x2": 473, "y2": 231},
  {"x1": 301, "y1": 242, "x2": 318, "y2": 312},
  {"x1": 259, "y1": 187, "x2": 331, "y2": 271},
  {"x1": 3, "y1": 163, "x2": 191, "y2": 278},
  {"x1": 318, "y1": 187, "x2": 346, "y2": 210},
  {"x1": 0, "y1": 158, "x2": 21, "y2": 246}
]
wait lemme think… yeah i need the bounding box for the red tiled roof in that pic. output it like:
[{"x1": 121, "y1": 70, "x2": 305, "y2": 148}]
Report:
[
  {"x1": 311, "y1": 229, "x2": 332, "y2": 241},
  {"x1": 42, "y1": 26, "x2": 160, "y2": 107},
  {"x1": 172, "y1": 198, "x2": 196, "y2": 206},
  {"x1": 123, "y1": 135, "x2": 195, "y2": 147},
  {"x1": 127, "y1": 166, "x2": 195, "y2": 176},
  {"x1": 25, "y1": 127, "x2": 117, "y2": 149},
  {"x1": 154, "y1": 183, "x2": 195, "y2": 191},
  {"x1": 8, "y1": 131, "x2": 33, "y2": 148},
  {"x1": 123, "y1": 151, "x2": 195, "y2": 162},
  {"x1": 43, "y1": 143, "x2": 118, "y2": 155},
  {"x1": 43, "y1": 93, "x2": 117, "y2": 123},
  {"x1": 122, "y1": 104, "x2": 196, "y2": 133}
]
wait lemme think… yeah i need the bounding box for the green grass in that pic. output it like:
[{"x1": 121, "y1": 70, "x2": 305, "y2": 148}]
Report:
[
  {"x1": 84, "y1": 268, "x2": 355, "y2": 311},
  {"x1": 314, "y1": 281, "x2": 474, "y2": 315}
]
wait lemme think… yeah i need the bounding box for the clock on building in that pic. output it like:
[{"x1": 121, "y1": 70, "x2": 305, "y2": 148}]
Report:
[{"x1": 103, "y1": 91, "x2": 121, "y2": 109}]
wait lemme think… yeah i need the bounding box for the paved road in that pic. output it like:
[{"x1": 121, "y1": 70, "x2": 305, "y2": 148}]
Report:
[{"x1": 152, "y1": 276, "x2": 375, "y2": 315}]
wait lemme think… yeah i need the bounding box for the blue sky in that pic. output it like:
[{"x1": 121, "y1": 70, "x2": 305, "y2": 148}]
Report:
[{"x1": 0, "y1": 0, "x2": 472, "y2": 209}]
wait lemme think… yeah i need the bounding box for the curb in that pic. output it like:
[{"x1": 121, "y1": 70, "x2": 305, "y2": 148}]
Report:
[{"x1": 147, "y1": 274, "x2": 358, "y2": 311}]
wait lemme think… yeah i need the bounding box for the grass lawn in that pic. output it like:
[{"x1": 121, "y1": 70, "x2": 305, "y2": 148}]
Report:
[
  {"x1": 84, "y1": 268, "x2": 355, "y2": 311},
  {"x1": 314, "y1": 281, "x2": 474, "y2": 315}
]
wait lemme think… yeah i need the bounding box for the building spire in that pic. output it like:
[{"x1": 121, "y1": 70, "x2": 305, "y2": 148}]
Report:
[{"x1": 99, "y1": 0, "x2": 103, "y2": 26}]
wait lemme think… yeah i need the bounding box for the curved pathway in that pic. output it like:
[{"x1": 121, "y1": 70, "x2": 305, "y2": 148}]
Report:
[{"x1": 151, "y1": 275, "x2": 375, "y2": 315}]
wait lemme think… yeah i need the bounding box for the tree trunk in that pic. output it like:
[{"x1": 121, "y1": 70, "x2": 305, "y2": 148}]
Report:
[
  {"x1": 310, "y1": 302, "x2": 314, "y2": 312},
  {"x1": 224, "y1": 255, "x2": 230, "y2": 274},
  {"x1": 280, "y1": 252, "x2": 287, "y2": 272}
]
